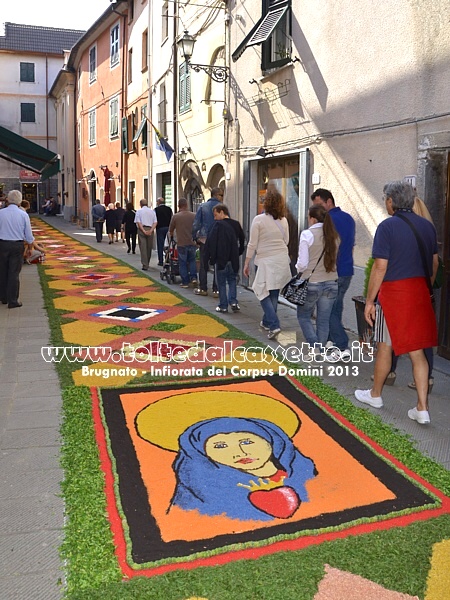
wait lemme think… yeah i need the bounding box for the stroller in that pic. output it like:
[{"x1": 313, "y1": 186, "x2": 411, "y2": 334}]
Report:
[{"x1": 160, "y1": 235, "x2": 180, "y2": 284}]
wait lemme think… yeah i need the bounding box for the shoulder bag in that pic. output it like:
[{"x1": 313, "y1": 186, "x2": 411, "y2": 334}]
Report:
[
  {"x1": 395, "y1": 212, "x2": 435, "y2": 302},
  {"x1": 281, "y1": 248, "x2": 325, "y2": 306}
]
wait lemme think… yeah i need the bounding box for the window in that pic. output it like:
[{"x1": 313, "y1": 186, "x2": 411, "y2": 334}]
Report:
[
  {"x1": 141, "y1": 104, "x2": 148, "y2": 147},
  {"x1": 142, "y1": 29, "x2": 148, "y2": 71},
  {"x1": 121, "y1": 117, "x2": 129, "y2": 153},
  {"x1": 110, "y1": 97, "x2": 119, "y2": 139},
  {"x1": 77, "y1": 66, "x2": 81, "y2": 97},
  {"x1": 88, "y1": 109, "x2": 96, "y2": 146},
  {"x1": 231, "y1": 0, "x2": 292, "y2": 71},
  {"x1": 179, "y1": 61, "x2": 191, "y2": 113},
  {"x1": 128, "y1": 0, "x2": 134, "y2": 22},
  {"x1": 128, "y1": 48, "x2": 133, "y2": 83},
  {"x1": 130, "y1": 107, "x2": 138, "y2": 151},
  {"x1": 89, "y1": 45, "x2": 97, "y2": 83},
  {"x1": 20, "y1": 62, "x2": 35, "y2": 82},
  {"x1": 162, "y1": 1, "x2": 169, "y2": 41},
  {"x1": 158, "y1": 83, "x2": 167, "y2": 137},
  {"x1": 111, "y1": 24, "x2": 120, "y2": 67},
  {"x1": 132, "y1": 104, "x2": 148, "y2": 148},
  {"x1": 20, "y1": 103, "x2": 35, "y2": 122},
  {"x1": 77, "y1": 120, "x2": 81, "y2": 151}
]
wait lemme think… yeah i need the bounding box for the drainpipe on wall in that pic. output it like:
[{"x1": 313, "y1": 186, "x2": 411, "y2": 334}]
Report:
[
  {"x1": 45, "y1": 54, "x2": 50, "y2": 197},
  {"x1": 172, "y1": 0, "x2": 179, "y2": 209},
  {"x1": 121, "y1": 12, "x2": 128, "y2": 204},
  {"x1": 147, "y1": 0, "x2": 153, "y2": 203}
]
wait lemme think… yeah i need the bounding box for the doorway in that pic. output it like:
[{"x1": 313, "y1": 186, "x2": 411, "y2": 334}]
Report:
[
  {"x1": 21, "y1": 183, "x2": 38, "y2": 212},
  {"x1": 437, "y1": 155, "x2": 450, "y2": 358}
]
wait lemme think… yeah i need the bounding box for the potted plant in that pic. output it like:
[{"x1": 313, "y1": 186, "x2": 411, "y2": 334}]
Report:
[{"x1": 352, "y1": 257, "x2": 374, "y2": 346}]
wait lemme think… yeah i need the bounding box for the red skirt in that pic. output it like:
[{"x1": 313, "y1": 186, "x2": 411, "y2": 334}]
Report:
[{"x1": 378, "y1": 277, "x2": 437, "y2": 355}]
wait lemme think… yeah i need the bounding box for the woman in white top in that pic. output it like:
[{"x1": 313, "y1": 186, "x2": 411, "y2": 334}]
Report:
[
  {"x1": 296, "y1": 204, "x2": 339, "y2": 351},
  {"x1": 243, "y1": 190, "x2": 292, "y2": 339}
]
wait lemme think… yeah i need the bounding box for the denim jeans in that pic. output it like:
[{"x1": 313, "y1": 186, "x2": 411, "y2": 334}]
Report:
[
  {"x1": 156, "y1": 226, "x2": 169, "y2": 264},
  {"x1": 178, "y1": 245, "x2": 197, "y2": 284},
  {"x1": 94, "y1": 221, "x2": 103, "y2": 242},
  {"x1": 329, "y1": 275, "x2": 352, "y2": 350},
  {"x1": 198, "y1": 241, "x2": 217, "y2": 292},
  {"x1": 216, "y1": 262, "x2": 237, "y2": 309},
  {"x1": 260, "y1": 289, "x2": 280, "y2": 331},
  {"x1": 297, "y1": 280, "x2": 338, "y2": 348}
]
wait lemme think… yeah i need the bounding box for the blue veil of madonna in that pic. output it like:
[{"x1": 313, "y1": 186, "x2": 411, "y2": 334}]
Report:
[{"x1": 169, "y1": 416, "x2": 316, "y2": 521}]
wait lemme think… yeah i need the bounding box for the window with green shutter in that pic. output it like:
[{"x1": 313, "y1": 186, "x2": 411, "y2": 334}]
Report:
[
  {"x1": 179, "y1": 61, "x2": 191, "y2": 114},
  {"x1": 20, "y1": 103, "x2": 35, "y2": 122},
  {"x1": 20, "y1": 62, "x2": 35, "y2": 82},
  {"x1": 121, "y1": 117, "x2": 128, "y2": 153}
]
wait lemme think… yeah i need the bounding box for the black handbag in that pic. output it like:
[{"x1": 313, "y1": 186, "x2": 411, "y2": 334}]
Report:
[{"x1": 281, "y1": 249, "x2": 325, "y2": 306}]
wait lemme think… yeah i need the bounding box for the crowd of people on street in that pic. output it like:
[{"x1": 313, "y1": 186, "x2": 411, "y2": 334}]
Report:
[{"x1": 1, "y1": 179, "x2": 439, "y2": 427}]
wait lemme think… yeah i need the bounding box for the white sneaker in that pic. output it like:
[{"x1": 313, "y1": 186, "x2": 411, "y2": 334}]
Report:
[
  {"x1": 259, "y1": 321, "x2": 270, "y2": 331},
  {"x1": 354, "y1": 389, "x2": 383, "y2": 408},
  {"x1": 268, "y1": 328, "x2": 281, "y2": 340},
  {"x1": 322, "y1": 350, "x2": 340, "y2": 363},
  {"x1": 339, "y1": 348, "x2": 352, "y2": 360},
  {"x1": 408, "y1": 407, "x2": 430, "y2": 424}
]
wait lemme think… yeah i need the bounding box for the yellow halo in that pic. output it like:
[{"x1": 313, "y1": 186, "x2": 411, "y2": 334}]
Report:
[{"x1": 135, "y1": 390, "x2": 300, "y2": 451}]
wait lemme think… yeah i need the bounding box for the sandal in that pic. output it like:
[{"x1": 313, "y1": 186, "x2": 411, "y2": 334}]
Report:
[{"x1": 408, "y1": 378, "x2": 434, "y2": 394}]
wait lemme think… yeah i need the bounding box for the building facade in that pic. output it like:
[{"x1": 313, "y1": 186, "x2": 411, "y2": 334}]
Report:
[{"x1": 0, "y1": 22, "x2": 84, "y2": 211}]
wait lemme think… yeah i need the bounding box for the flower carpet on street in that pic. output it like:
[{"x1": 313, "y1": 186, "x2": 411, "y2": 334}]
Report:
[{"x1": 33, "y1": 219, "x2": 450, "y2": 600}]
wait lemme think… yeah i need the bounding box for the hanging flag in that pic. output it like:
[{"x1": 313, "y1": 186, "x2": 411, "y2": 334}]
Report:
[{"x1": 153, "y1": 125, "x2": 174, "y2": 162}]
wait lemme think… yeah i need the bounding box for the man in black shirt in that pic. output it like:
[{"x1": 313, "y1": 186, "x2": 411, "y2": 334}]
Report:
[
  {"x1": 206, "y1": 204, "x2": 245, "y2": 313},
  {"x1": 154, "y1": 197, "x2": 173, "y2": 266}
]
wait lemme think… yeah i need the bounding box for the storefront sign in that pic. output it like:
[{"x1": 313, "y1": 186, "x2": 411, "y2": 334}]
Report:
[{"x1": 20, "y1": 170, "x2": 40, "y2": 181}]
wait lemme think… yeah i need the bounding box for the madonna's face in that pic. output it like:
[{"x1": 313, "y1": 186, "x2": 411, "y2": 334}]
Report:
[{"x1": 204, "y1": 431, "x2": 273, "y2": 472}]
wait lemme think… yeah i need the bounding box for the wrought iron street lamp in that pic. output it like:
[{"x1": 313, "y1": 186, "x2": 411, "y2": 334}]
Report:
[{"x1": 177, "y1": 30, "x2": 229, "y2": 83}]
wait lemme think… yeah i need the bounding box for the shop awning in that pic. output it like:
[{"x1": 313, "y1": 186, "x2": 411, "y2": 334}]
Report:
[{"x1": 0, "y1": 125, "x2": 60, "y2": 180}]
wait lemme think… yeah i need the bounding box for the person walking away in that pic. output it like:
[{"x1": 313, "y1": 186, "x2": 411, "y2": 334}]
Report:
[
  {"x1": 105, "y1": 203, "x2": 116, "y2": 244},
  {"x1": 355, "y1": 181, "x2": 438, "y2": 424},
  {"x1": 135, "y1": 199, "x2": 157, "y2": 270},
  {"x1": 92, "y1": 199, "x2": 106, "y2": 242},
  {"x1": 243, "y1": 189, "x2": 291, "y2": 340},
  {"x1": 192, "y1": 187, "x2": 223, "y2": 296},
  {"x1": 311, "y1": 188, "x2": 355, "y2": 358},
  {"x1": 114, "y1": 202, "x2": 126, "y2": 243},
  {"x1": 122, "y1": 202, "x2": 137, "y2": 254},
  {"x1": 168, "y1": 198, "x2": 197, "y2": 287},
  {"x1": 155, "y1": 197, "x2": 173, "y2": 266},
  {"x1": 295, "y1": 205, "x2": 339, "y2": 357},
  {"x1": 206, "y1": 203, "x2": 245, "y2": 312},
  {"x1": 0, "y1": 190, "x2": 34, "y2": 308}
]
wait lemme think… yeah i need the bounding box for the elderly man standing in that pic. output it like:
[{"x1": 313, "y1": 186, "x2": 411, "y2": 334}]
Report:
[
  {"x1": 0, "y1": 190, "x2": 34, "y2": 308},
  {"x1": 135, "y1": 199, "x2": 157, "y2": 270},
  {"x1": 355, "y1": 181, "x2": 438, "y2": 424}
]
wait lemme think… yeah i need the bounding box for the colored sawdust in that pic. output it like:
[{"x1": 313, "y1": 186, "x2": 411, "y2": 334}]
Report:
[
  {"x1": 313, "y1": 564, "x2": 419, "y2": 600},
  {"x1": 61, "y1": 321, "x2": 120, "y2": 346},
  {"x1": 162, "y1": 313, "x2": 229, "y2": 336},
  {"x1": 123, "y1": 290, "x2": 184, "y2": 306},
  {"x1": 54, "y1": 295, "x2": 97, "y2": 312},
  {"x1": 425, "y1": 539, "x2": 450, "y2": 599},
  {"x1": 95, "y1": 376, "x2": 447, "y2": 577}
]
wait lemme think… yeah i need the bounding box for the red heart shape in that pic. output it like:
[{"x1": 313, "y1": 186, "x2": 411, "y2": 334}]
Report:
[{"x1": 248, "y1": 486, "x2": 300, "y2": 519}]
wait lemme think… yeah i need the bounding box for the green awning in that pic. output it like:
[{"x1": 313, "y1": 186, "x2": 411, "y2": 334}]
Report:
[{"x1": 0, "y1": 125, "x2": 60, "y2": 180}]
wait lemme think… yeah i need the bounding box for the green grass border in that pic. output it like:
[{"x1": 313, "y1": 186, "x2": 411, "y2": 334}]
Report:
[{"x1": 34, "y1": 219, "x2": 450, "y2": 599}]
